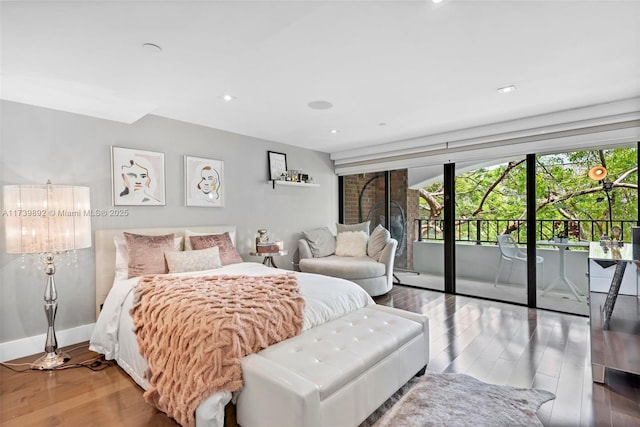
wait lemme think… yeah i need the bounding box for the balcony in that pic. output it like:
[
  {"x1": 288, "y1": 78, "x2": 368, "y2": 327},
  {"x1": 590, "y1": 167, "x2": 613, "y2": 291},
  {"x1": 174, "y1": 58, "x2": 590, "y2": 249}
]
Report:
[
  {"x1": 403, "y1": 218, "x2": 638, "y2": 316},
  {"x1": 416, "y1": 218, "x2": 636, "y2": 244}
]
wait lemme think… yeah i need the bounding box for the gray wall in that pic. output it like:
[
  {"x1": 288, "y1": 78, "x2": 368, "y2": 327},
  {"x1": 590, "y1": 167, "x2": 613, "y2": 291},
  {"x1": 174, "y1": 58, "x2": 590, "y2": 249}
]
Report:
[{"x1": 0, "y1": 100, "x2": 338, "y2": 344}]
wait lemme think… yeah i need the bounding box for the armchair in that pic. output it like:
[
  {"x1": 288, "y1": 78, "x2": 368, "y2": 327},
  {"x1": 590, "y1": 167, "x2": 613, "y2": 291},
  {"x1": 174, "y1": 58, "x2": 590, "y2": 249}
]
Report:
[{"x1": 298, "y1": 236, "x2": 397, "y2": 297}]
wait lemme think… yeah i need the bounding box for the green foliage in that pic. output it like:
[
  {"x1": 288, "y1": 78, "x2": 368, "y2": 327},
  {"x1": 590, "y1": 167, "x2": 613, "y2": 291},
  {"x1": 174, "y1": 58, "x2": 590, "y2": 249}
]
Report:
[{"x1": 420, "y1": 148, "x2": 638, "y2": 242}]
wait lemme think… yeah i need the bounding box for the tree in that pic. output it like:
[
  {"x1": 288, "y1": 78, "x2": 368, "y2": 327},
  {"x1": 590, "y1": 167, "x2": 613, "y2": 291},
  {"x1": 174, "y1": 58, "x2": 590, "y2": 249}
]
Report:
[{"x1": 419, "y1": 148, "x2": 638, "y2": 242}]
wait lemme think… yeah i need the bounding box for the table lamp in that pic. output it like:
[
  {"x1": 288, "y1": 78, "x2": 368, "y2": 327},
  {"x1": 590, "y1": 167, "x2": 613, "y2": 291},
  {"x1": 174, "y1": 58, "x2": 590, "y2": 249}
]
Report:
[{"x1": 3, "y1": 181, "x2": 91, "y2": 369}]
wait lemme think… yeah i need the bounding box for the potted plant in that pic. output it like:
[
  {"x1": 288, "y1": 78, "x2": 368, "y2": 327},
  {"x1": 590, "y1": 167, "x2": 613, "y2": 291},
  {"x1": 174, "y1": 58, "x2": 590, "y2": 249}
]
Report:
[
  {"x1": 554, "y1": 229, "x2": 568, "y2": 243},
  {"x1": 552, "y1": 220, "x2": 569, "y2": 243}
]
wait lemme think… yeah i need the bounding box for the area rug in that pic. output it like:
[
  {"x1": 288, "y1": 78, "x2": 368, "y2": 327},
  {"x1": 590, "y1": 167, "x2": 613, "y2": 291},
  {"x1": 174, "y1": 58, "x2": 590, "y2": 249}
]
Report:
[{"x1": 360, "y1": 372, "x2": 555, "y2": 427}]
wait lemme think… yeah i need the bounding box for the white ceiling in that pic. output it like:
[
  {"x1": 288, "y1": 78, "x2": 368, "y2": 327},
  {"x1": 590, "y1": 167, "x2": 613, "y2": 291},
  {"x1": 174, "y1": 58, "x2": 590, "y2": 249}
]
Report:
[{"x1": 2, "y1": 1, "x2": 640, "y2": 159}]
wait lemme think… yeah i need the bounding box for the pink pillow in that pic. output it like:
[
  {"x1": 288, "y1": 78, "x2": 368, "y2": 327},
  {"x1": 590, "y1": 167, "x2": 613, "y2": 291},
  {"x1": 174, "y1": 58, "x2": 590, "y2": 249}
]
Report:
[
  {"x1": 189, "y1": 232, "x2": 243, "y2": 265},
  {"x1": 124, "y1": 232, "x2": 175, "y2": 278}
]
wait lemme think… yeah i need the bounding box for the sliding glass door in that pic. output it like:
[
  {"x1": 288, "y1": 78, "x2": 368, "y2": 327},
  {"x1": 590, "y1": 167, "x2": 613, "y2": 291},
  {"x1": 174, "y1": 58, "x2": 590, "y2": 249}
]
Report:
[
  {"x1": 404, "y1": 169, "x2": 445, "y2": 292},
  {"x1": 451, "y1": 158, "x2": 529, "y2": 304},
  {"x1": 339, "y1": 143, "x2": 637, "y2": 316},
  {"x1": 342, "y1": 169, "x2": 445, "y2": 292},
  {"x1": 535, "y1": 147, "x2": 638, "y2": 316}
]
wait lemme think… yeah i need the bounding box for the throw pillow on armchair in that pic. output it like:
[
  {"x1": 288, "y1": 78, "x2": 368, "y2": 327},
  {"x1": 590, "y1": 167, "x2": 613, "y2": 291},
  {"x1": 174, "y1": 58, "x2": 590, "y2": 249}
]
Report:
[{"x1": 302, "y1": 227, "x2": 336, "y2": 257}]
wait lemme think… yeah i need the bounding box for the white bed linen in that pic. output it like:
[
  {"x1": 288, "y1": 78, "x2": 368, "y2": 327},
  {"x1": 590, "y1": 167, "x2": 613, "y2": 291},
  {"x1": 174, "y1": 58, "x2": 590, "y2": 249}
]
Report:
[{"x1": 89, "y1": 262, "x2": 374, "y2": 427}]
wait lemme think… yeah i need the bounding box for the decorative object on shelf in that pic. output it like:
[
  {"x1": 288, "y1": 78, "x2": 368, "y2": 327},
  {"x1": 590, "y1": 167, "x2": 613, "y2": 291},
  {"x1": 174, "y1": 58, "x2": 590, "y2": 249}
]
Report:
[
  {"x1": 268, "y1": 151, "x2": 287, "y2": 181},
  {"x1": 111, "y1": 146, "x2": 165, "y2": 206},
  {"x1": 267, "y1": 155, "x2": 315, "y2": 188},
  {"x1": 185, "y1": 155, "x2": 224, "y2": 207},
  {"x1": 3, "y1": 181, "x2": 92, "y2": 369},
  {"x1": 286, "y1": 171, "x2": 311, "y2": 183}
]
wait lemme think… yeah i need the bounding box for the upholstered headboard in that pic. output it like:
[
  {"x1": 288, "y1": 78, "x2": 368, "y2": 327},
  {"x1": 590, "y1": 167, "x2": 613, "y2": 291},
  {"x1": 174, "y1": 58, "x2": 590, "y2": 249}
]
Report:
[{"x1": 94, "y1": 225, "x2": 237, "y2": 319}]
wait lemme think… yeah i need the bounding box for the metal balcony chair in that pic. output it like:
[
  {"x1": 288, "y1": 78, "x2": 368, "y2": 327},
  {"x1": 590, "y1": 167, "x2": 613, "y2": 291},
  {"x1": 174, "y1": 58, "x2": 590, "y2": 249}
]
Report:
[{"x1": 494, "y1": 234, "x2": 544, "y2": 287}]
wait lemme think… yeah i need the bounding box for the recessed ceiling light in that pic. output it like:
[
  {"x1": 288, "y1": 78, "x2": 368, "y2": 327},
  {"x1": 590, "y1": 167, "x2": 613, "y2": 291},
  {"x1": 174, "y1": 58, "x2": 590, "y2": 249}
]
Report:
[
  {"x1": 308, "y1": 100, "x2": 333, "y2": 110},
  {"x1": 497, "y1": 85, "x2": 517, "y2": 94},
  {"x1": 329, "y1": 129, "x2": 339, "y2": 134},
  {"x1": 432, "y1": 0, "x2": 445, "y2": 3},
  {"x1": 221, "y1": 94, "x2": 236, "y2": 102},
  {"x1": 142, "y1": 43, "x2": 162, "y2": 52}
]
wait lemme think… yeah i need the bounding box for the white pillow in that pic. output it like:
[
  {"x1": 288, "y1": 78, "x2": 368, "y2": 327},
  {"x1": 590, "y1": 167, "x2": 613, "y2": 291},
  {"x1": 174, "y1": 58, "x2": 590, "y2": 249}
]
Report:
[
  {"x1": 336, "y1": 221, "x2": 370, "y2": 236},
  {"x1": 367, "y1": 224, "x2": 391, "y2": 261},
  {"x1": 165, "y1": 246, "x2": 222, "y2": 273},
  {"x1": 335, "y1": 231, "x2": 368, "y2": 257},
  {"x1": 114, "y1": 235, "x2": 183, "y2": 279}
]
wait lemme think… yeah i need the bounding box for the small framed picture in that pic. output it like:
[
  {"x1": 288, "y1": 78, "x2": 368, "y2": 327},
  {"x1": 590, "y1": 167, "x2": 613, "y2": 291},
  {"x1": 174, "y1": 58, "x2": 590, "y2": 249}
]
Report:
[
  {"x1": 111, "y1": 146, "x2": 165, "y2": 206},
  {"x1": 268, "y1": 151, "x2": 287, "y2": 181},
  {"x1": 185, "y1": 156, "x2": 224, "y2": 207}
]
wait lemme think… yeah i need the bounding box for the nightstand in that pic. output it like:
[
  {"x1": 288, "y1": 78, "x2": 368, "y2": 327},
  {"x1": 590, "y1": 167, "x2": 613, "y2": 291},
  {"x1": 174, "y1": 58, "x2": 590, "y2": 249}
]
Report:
[{"x1": 249, "y1": 250, "x2": 288, "y2": 268}]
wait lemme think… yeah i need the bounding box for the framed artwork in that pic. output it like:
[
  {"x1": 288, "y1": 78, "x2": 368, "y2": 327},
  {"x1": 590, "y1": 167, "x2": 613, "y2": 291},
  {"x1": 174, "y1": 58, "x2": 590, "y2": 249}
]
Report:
[
  {"x1": 111, "y1": 146, "x2": 165, "y2": 206},
  {"x1": 268, "y1": 151, "x2": 287, "y2": 181},
  {"x1": 185, "y1": 156, "x2": 224, "y2": 207}
]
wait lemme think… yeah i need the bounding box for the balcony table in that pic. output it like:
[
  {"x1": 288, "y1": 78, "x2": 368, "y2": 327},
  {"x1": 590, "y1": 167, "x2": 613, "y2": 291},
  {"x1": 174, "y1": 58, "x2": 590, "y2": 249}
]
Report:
[{"x1": 537, "y1": 240, "x2": 590, "y2": 301}]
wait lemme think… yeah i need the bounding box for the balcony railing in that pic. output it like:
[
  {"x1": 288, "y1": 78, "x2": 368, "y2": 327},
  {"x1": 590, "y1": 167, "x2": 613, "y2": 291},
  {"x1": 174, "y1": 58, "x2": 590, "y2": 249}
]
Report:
[{"x1": 415, "y1": 218, "x2": 638, "y2": 245}]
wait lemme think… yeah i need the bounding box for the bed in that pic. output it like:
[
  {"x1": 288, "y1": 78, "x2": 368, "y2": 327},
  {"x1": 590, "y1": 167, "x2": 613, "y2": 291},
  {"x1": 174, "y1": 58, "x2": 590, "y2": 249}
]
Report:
[{"x1": 89, "y1": 226, "x2": 428, "y2": 427}]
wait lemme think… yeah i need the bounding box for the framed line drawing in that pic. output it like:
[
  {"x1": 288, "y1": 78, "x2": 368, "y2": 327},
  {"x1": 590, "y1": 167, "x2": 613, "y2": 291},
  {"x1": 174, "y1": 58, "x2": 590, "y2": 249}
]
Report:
[
  {"x1": 185, "y1": 156, "x2": 224, "y2": 207},
  {"x1": 268, "y1": 151, "x2": 287, "y2": 181},
  {"x1": 111, "y1": 146, "x2": 165, "y2": 206}
]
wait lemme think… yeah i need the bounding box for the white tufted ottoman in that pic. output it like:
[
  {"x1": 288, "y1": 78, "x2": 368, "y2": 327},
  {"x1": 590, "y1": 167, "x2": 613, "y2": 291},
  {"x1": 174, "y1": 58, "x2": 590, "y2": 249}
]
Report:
[{"x1": 236, "y1": 304, "x2": 429, "y2": 427}]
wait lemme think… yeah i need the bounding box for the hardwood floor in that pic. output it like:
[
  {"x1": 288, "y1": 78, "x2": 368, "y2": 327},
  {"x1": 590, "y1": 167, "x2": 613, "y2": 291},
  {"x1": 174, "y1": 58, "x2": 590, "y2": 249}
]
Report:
[
  {"x1": 0, "y1": 344, "x2": 179, "y2": 427},
  {"x1": 374, "y1": 285, "x2": 640, "y2": 427},
  {"x1": 2, "y1": 284, "x2": 639, "y2": 426}
]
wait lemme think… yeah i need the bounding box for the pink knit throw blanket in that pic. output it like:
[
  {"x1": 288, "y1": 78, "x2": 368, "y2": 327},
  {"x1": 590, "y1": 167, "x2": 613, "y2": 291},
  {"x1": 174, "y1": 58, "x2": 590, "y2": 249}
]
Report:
[{"x1": 130, "y1": 273, "x2": 304, "y2": 427}]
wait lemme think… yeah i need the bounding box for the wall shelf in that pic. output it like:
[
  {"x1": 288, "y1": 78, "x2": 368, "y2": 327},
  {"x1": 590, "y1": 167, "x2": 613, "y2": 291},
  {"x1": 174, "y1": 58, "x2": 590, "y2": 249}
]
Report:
[{"x1": 271, "y1": 180, "x2": 320, "y2": 189}]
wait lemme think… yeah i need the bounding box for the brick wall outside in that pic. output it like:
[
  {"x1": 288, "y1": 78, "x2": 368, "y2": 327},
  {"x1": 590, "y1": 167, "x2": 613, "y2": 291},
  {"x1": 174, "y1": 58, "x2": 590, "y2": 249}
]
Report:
[
  {"x1": 343, "y1": 170, "x2": 410, "y2": 269},
  {"x1": 406, "y1": 188, "x2": 420, "y2": 271}
]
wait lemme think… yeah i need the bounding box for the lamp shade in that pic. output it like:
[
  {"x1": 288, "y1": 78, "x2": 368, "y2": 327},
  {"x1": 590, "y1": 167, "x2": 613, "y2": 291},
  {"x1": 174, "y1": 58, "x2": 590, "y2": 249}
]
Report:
[
  {"x1": 588, "y1": 166, "x2": 608, "y2": 181},
  {"x1": 3, "y1": 183, "x2": 91, "y2": 254}
]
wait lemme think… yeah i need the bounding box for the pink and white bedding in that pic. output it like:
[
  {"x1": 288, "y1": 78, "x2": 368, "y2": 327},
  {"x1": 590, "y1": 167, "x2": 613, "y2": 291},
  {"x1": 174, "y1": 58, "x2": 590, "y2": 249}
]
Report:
[{"x1": 89, "y1": 262, "x2": 374, "y2": 427}]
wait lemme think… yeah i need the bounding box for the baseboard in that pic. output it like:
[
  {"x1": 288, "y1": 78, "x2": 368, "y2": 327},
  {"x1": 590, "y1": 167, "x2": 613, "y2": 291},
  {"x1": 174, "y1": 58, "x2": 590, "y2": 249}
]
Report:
[{"x1": 0, "y1": 323, "x2": 95, "y2": 362}]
